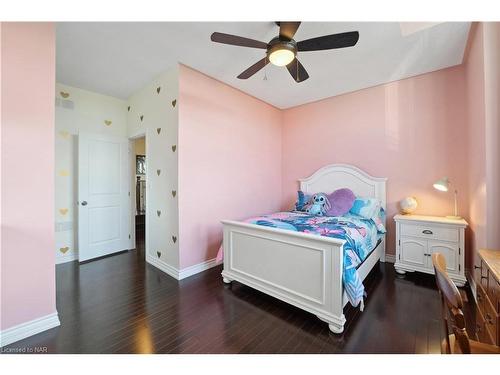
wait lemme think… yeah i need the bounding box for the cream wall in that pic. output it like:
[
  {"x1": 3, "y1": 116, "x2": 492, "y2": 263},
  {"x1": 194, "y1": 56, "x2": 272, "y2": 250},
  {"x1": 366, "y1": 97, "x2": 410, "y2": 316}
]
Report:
[
  {"x1": 134, "y1": 137, "x2": 146, "y2": 155},
  {"x1": 127, "y1": 67, "x2": 180, "y2": 271},
  {"x1": 54, "y1": 83, "x2": 128, "y2": 264}
]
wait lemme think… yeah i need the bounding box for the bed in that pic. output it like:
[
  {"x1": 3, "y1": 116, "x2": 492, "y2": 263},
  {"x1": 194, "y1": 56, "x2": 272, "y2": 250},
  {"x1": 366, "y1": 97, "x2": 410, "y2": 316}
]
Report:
[{"x1": 220, "y1": 164, "x2": 387, "y2": 334}]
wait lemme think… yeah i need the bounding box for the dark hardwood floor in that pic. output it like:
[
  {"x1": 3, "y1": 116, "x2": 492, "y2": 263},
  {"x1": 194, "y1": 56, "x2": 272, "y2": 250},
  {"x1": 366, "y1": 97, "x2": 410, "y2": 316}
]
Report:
[{"x1": 4, "y1": 239, "x2": 478, "y2": 354}]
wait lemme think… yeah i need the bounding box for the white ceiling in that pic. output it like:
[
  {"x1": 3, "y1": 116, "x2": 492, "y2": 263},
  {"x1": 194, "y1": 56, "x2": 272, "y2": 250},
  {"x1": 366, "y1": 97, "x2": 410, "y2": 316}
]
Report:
[{"x1": 56, "y1": 22, "x2": 470, "y2": 109}]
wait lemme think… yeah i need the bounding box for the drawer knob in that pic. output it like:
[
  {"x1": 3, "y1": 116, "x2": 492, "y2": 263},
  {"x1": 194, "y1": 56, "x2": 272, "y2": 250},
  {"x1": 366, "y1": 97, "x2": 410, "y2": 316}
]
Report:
[
  {"x1": 422, "y1": 230, "x2": 433, "y2": 235},
  {"x1": 474, "y1": 265, "x2": 481, "y2": 269}
]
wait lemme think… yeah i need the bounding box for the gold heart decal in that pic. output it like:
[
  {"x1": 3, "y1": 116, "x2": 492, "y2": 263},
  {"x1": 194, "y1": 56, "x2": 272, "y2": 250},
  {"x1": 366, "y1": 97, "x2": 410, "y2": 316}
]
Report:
[
  {"x1": 157, "y1": 251, "x2": 161, "y2": 258},
  {"x1": 157, "y1": 128, "x2": 161, "y2": 135},
  {"x1": 157, "y1": 210, "x2": 161, "y2": 217},
  {"x1": 104, "y1": 120, "x2": 112, "y2": 126},
  {"x1": 171, "y1": 99, "x2": 177, "y2": 108},
  {"x1": 172, "y1": 235, "x2": 177, "y2": 244},
  {"x1": 127, "y1": 106, "x2": 131, "y2": 112},
  {"x1": 59, "y1": 246, "x2": 70, "y2": 254},
  {"x1": 157, "y1": 87, "x2": 161, "y2": 94},
  {"x1": 59, "y1": 169, "x2": 69, "y2": 177},
  {"x1": 60, "y1": 91, "x2": 70, "y2": 98},
  {"x1": 171, "y1": 145, "x2": 177, "y2": 152},
  {"x1": 59, "y1": 208, "x2": 68, "y2": 215},
  {"x1": 171, "y1": 190, "x2": 177, "y2": 197},
  {"x1": 59, "y1": 130, "x2": 70, "y2": 139},
  {"x1": 140, "y1": 115, "x2": 144, "y2": 122},
  {"x1": 157, "y1": 169, "x2": 161, "y2": 176}
]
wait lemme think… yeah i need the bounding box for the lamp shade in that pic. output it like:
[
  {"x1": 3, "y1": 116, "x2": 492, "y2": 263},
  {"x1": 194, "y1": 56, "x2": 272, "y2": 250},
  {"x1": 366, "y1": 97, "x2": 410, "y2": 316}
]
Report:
[{"x1": 433, "y1": 177, "x2": 450, "y2": 192}]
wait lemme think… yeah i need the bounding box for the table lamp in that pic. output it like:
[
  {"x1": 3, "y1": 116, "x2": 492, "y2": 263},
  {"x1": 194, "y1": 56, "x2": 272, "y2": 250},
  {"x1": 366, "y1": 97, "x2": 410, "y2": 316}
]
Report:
[{"x1": 433, "y1": 177, "x2": 462, "y2": 219}]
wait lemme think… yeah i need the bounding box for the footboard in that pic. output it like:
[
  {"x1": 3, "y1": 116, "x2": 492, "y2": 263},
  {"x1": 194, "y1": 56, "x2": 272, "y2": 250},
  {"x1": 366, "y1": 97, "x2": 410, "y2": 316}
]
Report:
[{"x1": 221, "y1": 220, "x2": 347, "y2": 333}]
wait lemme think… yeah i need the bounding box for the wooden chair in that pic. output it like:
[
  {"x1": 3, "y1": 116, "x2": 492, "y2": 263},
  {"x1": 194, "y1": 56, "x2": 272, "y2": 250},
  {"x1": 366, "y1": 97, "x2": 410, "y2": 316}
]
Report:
[{"x1": 432, "y1": 253, "x2": 500, "y2": 354}]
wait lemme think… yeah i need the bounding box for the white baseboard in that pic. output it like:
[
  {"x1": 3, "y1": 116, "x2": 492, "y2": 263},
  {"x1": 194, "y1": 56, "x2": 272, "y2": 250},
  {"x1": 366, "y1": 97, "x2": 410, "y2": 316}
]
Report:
[
  {"x1": 384, "y1": 254, "x2": 396, "y2": 263},
  {"x1": 146, "y1": 254, "x2": 180, "y2": 279},
  {"x1": 178, "y1": 258, "x2": 220, "y2": 280},
  {"x1": 56, "y1": 253, "x2": 78, "y2": 264},
  {"x1": 0, "y1": 312, "x2": 60, "y2": 347},
  {"x1": 146, "y1": 254, "x2": 220, "y2": 280}
]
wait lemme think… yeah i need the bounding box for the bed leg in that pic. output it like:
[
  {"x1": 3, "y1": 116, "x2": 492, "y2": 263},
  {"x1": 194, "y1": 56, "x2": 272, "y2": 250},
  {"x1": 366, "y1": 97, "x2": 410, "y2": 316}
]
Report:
[
  {"x1": 222, "y1": 277, "x2": 232, "y2": 284},
  {"x1": 328, "y1": 322, "x2": 345, "y2": 334},
  {"x1": 317, "y1": 315, "x2": 345, "y2": 334}
]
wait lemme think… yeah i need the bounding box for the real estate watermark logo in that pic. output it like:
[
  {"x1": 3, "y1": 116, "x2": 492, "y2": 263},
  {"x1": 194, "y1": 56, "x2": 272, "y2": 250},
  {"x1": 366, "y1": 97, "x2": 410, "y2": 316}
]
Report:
[{"x1": 1, "y1": 346, "x2": 48, "y2": 354}]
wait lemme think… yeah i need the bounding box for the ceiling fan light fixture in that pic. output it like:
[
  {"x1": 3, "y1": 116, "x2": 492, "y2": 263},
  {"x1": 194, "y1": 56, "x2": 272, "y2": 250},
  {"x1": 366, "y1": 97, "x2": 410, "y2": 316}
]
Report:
[
  {"x1": 267, "y1": 41, "x2": 296, "y2": 66},
  {"x1": 269, "y1": 48, "x2": 295, "y2": 66}
]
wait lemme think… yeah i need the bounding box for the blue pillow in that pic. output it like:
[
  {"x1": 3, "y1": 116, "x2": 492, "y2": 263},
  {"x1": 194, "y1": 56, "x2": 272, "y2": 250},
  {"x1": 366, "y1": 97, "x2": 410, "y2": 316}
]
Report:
[
  {"x1": 295, "y1": 190, "x2": 311, "y2": 211},
  {"x1": 349, "y1": 197, "x2": 381, "y2": 220}
]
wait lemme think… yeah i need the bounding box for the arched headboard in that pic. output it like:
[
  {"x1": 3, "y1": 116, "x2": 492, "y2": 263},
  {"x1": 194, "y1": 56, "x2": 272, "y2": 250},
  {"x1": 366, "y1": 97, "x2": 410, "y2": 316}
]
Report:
[{"x1": 299, "y1": 164, "x2": 387, "y2": 210}]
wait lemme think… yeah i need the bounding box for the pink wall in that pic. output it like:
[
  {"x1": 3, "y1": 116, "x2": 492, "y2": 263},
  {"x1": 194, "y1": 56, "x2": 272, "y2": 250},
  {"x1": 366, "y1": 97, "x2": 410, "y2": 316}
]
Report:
[
  {"x1": 483, "y1": 23, "x2": 500, "y2": 250},
  {"x1": 281, "y1": 66, "x2": 468, "y2": 255},
  {"x1": 1, "y1": 23, "x2": 56, "y2": 330},
  {"x1": 464, "y1": 23, "x2": 486, "y2": 270},
  {"x1": 178, "y1": 65, "x2": 283, "y2": 268}
]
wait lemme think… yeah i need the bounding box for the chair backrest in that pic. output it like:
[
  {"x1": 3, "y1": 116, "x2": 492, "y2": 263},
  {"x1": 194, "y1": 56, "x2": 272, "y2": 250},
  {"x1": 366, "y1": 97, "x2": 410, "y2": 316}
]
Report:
[{"x1": 432, "y1": 253, "x2": 471, "y2": 354}]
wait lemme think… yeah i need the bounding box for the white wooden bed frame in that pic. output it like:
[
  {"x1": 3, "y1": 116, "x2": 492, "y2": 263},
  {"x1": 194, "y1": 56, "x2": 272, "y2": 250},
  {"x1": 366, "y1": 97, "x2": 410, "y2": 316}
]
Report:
[{"x1": 221, "y1": 164, "x2": 387, "y2": 334}]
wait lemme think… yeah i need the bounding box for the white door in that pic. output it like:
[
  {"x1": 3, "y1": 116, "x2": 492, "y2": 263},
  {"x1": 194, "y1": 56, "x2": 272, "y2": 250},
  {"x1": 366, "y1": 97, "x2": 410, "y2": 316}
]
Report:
[
  {"x1": 428, "y1": 241, "x2": 459, "y2": 273},
  {"x1": 78, "y1": 132, "x2": 131, "y2": 262},
  {"x1": 400, "y1": 238, "x2": 427, "y2": 268}
]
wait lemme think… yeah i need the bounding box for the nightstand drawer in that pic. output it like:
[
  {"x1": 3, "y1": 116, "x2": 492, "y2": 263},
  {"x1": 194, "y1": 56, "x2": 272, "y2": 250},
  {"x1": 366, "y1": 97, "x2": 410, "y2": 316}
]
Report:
[{"x1": 400, "y1": 223, "x2": 458, "y2": 242}]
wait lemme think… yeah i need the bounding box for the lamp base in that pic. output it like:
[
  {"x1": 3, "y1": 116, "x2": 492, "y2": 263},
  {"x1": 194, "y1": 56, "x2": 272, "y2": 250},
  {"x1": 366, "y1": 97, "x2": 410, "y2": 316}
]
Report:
[{"x1": 446, "y1": 215, "x2": 463, "y2": 220}]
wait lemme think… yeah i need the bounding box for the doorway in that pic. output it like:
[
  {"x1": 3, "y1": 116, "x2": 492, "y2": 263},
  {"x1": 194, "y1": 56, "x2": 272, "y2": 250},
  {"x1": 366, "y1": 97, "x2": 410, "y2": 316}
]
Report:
[{"x1": 130, "y1": 135, "x2": 147, "y2": 256}]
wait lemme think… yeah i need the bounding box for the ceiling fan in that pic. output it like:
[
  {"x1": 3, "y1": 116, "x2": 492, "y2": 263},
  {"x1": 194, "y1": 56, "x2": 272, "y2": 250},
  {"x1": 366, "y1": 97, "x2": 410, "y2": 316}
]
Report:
[{"x1": 210, "y1": 22, "x2": 359, "y2": 83}]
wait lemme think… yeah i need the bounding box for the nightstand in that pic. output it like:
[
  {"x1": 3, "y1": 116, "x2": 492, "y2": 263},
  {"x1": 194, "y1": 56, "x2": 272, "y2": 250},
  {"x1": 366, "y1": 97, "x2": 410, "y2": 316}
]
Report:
[{"x1": 394, "y1": 214, "x2": 468, "y2": 286}]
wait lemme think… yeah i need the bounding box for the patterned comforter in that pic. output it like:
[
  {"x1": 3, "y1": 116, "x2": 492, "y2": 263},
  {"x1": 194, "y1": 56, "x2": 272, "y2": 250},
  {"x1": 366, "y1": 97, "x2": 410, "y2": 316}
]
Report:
[{"x1": 220, "y1": 211, "x2": 382, "y2": 309}]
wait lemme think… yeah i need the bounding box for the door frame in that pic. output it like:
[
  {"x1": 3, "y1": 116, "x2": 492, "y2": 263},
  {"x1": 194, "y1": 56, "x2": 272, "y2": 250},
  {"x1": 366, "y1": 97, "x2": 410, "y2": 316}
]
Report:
[{"x1": 129, "y1": 131, "x2": 148, "y2": 255}]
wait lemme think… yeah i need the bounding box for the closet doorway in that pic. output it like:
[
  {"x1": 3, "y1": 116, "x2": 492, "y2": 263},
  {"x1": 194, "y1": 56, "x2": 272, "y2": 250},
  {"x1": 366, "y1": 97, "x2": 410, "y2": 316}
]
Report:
[{"x1": 130, "y1": 135, "x2": 147, "y2": 256}]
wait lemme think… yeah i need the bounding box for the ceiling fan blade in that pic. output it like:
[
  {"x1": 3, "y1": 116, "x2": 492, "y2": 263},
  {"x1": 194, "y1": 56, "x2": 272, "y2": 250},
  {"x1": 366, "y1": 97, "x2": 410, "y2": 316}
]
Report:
[
  {"x1": 237, "y1": 57, "x2": 269, "y2": 79},
  {"x1": 211, "y1": 32, "x2": 268, "y2": 49},
  {"x1": 297, "y1": 31, "x2": 359, "y2": 51},
  {"x1": 286, "y1": 58, "x2": 309, "y2": 83},
  {"x1": 279, "y1": 21, "x2": 301, "y2": 40}
]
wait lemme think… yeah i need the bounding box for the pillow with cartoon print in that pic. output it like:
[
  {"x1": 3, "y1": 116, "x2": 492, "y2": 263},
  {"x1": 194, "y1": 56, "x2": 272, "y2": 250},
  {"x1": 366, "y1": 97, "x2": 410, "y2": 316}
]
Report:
[{"x1": 349, "y1": 197, "x2": 381, "y2": 220}]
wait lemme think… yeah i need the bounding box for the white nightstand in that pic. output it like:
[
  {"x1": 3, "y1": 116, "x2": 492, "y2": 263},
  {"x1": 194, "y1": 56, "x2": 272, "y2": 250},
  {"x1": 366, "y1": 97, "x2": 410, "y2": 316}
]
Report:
[{"x1": 394, "y1": 214, "x2": 468, "y2": 286}]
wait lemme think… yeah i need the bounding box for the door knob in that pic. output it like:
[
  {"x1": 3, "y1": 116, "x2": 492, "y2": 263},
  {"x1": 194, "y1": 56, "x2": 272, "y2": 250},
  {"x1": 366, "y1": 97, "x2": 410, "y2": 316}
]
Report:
[{"x1": 81, "y1": 201, "x2": 88, "y2": 206}]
